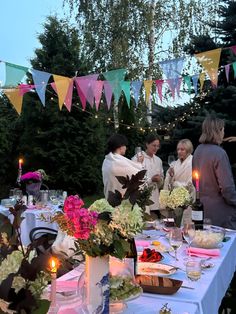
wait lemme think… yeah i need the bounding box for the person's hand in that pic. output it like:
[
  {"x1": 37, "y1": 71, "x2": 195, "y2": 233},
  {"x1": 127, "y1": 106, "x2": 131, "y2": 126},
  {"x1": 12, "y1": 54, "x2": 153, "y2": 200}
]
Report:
[
  {"x1": 151, "y1": 174, "x2": 161, "y2": 182},
  {"x1": 168, "y1": 167, "x2": 175, "y2": 177},
  {"x1": 223, "y1": 136, "x2": 236, "y2": 142},
  {"x1": 137, "y1": 154, "x2": 144, "y2": 163}
]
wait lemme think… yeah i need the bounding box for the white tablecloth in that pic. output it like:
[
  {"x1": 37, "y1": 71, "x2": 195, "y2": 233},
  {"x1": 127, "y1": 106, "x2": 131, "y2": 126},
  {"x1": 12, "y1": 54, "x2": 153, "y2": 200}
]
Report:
[{"x1": 0, "y1": 204, "x2": 59, "y2": 245}]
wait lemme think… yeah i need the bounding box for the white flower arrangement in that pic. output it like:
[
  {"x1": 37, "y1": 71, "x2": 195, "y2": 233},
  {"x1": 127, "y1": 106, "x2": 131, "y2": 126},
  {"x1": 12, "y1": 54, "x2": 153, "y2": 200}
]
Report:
[{"x1": 159, "y1": 187, "x2": 191, "y2": 209}]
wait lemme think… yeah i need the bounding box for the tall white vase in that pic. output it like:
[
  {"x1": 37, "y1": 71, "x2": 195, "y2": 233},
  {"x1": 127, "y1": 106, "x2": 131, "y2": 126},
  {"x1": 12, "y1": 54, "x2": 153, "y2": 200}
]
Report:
[{"x1": 85, "y1": 255, "x2": 109, "y2": 314}]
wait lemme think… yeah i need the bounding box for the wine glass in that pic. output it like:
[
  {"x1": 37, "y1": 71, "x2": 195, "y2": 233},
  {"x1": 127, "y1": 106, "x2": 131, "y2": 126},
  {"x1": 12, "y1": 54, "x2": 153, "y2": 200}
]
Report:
[
  {"x1": 167, "y1": 155, "x2": 175, "y2": 167},
  {"x1": 135, "y1": 147, "x2": 144, "y2": 169},
  {"x1": 169, "y1": 227, "x2": 183, "y2": 261},
  {"x1": 182, "y1": 222, "x2": 195, "y2": 258}
]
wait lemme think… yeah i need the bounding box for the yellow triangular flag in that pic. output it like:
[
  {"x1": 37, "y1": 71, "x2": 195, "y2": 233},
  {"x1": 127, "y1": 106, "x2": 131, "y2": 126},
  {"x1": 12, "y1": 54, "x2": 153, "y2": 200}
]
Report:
[
  {"x1": 143, "y1": 80, "x2": 153, "y2": 105},
  {"x1": 195, "y1": 48, "x2": 222, "y2": 87},
  {"x1": 53, "y1": 75, "x2": 72, "y2": 110},
  {"x1": 199, "y1": 72, "x2": 205, "y2": 92},
  {"x1": 4, "y1": 88, "x2": 23, "y2": 114}
]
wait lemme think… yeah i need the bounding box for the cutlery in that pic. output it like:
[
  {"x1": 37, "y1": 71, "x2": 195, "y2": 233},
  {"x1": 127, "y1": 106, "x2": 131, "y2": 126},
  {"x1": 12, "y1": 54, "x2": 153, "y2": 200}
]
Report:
[{"x1": 181, "y1": 285, "x2": 195, "y2": 290}]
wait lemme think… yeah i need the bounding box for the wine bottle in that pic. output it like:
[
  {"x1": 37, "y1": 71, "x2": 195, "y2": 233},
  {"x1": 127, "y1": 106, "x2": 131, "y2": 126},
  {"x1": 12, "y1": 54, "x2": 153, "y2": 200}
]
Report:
[
  {"x1": 191, "y1": 191, "x2": 204, "y2": 230},
  {"x1": 126, "y1": 238, "x2": 138, "y2": 276}
]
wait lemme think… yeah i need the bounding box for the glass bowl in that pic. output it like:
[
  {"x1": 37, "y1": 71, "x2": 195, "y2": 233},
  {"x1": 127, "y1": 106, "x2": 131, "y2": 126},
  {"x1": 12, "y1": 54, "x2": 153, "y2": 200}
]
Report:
[{"x1": 192, "y1": 225, "x2": 225, "y2": 249}]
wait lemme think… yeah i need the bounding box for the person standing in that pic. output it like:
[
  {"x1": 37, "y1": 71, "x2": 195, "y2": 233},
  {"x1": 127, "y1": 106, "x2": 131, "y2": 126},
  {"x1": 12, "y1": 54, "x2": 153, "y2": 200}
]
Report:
[
  {"x1": 164, "y1": 139, "x2": 194, "y2": 192},
  {"x1": 193, "y1": 115, "x2": 236, "y2": 229},
  {"x1": 102, "y1": 134, "x2": 142, "y2": 199},
  {"x1": 132, "y1": 134, "x2": 164, "y2": 216}
]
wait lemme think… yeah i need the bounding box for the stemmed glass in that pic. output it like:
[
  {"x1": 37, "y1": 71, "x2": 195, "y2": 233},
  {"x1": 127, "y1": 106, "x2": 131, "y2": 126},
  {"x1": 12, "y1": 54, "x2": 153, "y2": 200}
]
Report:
[
  {"x1": 182, "y1": 222, "x2": 195, "y2": 258},
  {"x1": 135, "y1": 147, "x2": 144, "y2": 170},
  {"x1": 167, "y1": 155, "x2": 175, "y2": 167},
  {"x1": 169, "y1": 227, "x2": 183, "y2": 261}
]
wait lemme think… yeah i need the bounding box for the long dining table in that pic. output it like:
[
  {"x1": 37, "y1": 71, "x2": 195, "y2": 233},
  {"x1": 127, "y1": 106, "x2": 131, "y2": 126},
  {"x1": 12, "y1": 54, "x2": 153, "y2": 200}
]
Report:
[{"x1": 53, "y1": 227, "x2": 236, "y2": 314}]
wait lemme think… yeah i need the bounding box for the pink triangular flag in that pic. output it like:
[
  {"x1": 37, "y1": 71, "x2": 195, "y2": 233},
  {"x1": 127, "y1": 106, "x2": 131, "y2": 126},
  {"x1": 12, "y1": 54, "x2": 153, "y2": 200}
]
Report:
[
  {"x1": 91, "y1": 81, "x2": 104, "y2": 111},
  {"x1": 225, "y1": 64, "x2": 230, "y2": 82},
  {"x1": 230, "y1": 45, "x2": 236, "y2": 55},
  {"x1": 18, "y1": 84, "x2": 35, "y2": 96},
  {"x1": 103, "y1": 81, "x2": 113, "y2": 110},
  {"x1": 155, "y1": 80, "x2": 164, "y2": 102}
]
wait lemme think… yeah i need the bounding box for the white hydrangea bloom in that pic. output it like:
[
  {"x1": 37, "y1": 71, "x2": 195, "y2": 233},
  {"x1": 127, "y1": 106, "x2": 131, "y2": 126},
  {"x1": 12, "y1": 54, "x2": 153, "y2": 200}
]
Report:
[{"x1": 0, "y1": 251, "x2": 24, "y2": 284}]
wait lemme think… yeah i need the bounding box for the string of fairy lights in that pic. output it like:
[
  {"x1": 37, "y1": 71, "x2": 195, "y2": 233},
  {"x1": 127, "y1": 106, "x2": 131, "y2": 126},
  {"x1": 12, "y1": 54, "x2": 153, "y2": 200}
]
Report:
[{"x1": 43, "y1": 84, "x2": 203, "y2": 133}]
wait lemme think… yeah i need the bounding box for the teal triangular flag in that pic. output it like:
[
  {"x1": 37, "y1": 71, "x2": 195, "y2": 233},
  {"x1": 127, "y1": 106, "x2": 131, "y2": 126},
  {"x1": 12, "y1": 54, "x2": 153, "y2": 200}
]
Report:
[
  {"x1": 232, "y1": 62, "x2": 236, "y2": 79},
  {"x1": 184, "y1": 76, "x2": 192, "y2": 94},
  {"x1": 120, "y1": 81, "x2": 130, "y2": 108},
  {"x1": 103, "y1": 69, "x2": 126, "y2": 82},
  {"x1": 4, "y1": 62, "x2": 28, "y2": 87}
]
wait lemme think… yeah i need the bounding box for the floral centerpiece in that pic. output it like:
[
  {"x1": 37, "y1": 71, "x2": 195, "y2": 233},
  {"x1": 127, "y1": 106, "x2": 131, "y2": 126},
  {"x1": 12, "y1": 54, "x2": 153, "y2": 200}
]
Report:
[
  {"x1": 0, "y1": 201, "x2": 51, "y2": 314},
  {"x1": 20, "y1": 169, "x2": 48, "y2": 200},
  {"x1": 50, "y1": 170, "x2": 147, "y2": 313},
  {"x1": 159, "y1": 186, "x2": 192, "y2": 226}
]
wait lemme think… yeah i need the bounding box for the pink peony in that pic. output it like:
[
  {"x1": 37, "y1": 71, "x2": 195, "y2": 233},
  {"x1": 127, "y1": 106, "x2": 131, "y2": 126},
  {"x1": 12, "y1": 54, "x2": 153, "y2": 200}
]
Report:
[{"x1": 63, "y1": 195, "x2": 98, "y2": 240}]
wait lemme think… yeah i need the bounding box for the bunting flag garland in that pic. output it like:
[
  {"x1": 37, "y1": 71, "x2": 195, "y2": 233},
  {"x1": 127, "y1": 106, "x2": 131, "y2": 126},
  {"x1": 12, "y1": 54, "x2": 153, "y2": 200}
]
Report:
[
  {"x1": 131, "y1": 81, "x2": 142, "y2": 107},
  {"x1": 2, "y1": 45, "x2": 236, "y2": 115},
  {"x1": 143, "y1": 80, "x2": 153, "y2": 105},
  {"x1": 31, "y1": 69, "x2": 51, "y2": 106},
  {"x1": 120, "y1": 81, "x2": 131, "y2": 108},
  {"x1": 103, "y1": 81, "x2": 113, "y2": 110},
  {"x1": 194, "y1": 48, "x2": 222, "y2": 87},
  {"x1": 52, "y1": 75, "x2": 72, "y2": 110},
  {"x1": 155, "y1": 79, "x2": 164, "y2": 102},
  {"x1": 4, "y1": 62, "x2": 28, "y2": 88},
  {"x1": 4, "y1": 88, "x2": 23, "y2": 114}
]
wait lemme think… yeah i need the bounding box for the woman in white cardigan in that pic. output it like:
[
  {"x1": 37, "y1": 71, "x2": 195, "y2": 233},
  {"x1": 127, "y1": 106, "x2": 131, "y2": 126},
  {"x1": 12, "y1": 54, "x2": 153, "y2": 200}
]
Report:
[
  {"x1": 102, "y1": 134, "x2": 142, "y2": 199},
  {"x1": 164, "y1": 139, "x2": 194, "y2": 191},
  {"x1": 132, "y1": 134, "x2": 164, "y2": 216}
]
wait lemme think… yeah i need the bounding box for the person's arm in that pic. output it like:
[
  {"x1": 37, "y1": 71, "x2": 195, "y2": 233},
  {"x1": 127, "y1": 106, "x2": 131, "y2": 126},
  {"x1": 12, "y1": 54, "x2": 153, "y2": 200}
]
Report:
[
  {"x1": 215, "y1": 151, "x2": 236, "y2": 206},
  {"x1": 223, "y1": 136, "x2": 236, "y2": 142}
]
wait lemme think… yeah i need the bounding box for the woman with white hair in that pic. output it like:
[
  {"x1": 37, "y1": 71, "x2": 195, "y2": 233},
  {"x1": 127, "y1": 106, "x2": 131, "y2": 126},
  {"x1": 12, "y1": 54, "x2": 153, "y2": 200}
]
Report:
[{"x1": 164, "y1": 139, "x2": 194, "y2": 191}]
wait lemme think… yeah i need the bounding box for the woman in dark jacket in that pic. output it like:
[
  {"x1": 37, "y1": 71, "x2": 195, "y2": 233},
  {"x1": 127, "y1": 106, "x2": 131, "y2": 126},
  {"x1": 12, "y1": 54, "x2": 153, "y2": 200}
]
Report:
[{"x1": 193, "y1": 116, "x2": 236, "y2": 229}]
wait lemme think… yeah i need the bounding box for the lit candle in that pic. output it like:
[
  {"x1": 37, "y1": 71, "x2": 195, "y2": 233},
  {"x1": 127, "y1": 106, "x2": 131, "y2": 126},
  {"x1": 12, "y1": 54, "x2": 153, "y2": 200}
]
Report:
[
  {"x1": 49, "y1": 257, "x2": 58, "y2": 307},
  {"x1": 18, "y1": 158, "x2": 23, "y2": 170},
  {"x1": 194, "y1": 171, "x2": 200, "y2": 192}
]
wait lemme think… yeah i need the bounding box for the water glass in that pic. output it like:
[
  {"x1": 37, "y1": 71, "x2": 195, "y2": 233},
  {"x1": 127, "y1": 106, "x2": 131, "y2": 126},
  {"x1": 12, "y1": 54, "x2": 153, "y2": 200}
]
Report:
[
  {"x1": 203, "y1": 218, "x2": 212, "y2": 230},
  {"x1": 186, "y1": 259, "x2": 201, "y2": 281},
  {"x1": 169, "y1": 227, "x2": 183, "y2": 261}
]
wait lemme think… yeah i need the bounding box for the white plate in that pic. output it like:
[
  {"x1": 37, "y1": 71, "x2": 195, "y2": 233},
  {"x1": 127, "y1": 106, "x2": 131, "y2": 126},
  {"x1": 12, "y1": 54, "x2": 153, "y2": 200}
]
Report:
[{"x1": 137, "y1": 263, "x2": 177, "y2": 277}]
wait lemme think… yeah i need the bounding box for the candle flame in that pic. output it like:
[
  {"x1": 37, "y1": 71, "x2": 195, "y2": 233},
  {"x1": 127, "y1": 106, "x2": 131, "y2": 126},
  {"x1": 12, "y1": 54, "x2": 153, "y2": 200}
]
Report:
[
  {"x1": 19, "y1": 158, "x2": 23, "y2": 164},
  {"x1": 49, "y1": 257, "x2": 58, "y2": 273},
  {"x1": 193, "y1": 171, "x2": 199, "y2": 180}
]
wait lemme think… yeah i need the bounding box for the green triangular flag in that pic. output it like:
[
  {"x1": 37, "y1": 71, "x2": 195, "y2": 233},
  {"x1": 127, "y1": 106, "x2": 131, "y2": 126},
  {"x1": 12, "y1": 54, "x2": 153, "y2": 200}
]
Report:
[
  {"x1": 4, "y1": 62, "x2": 28, "y2": 87},
  {"x1": 232, "y1": 62, "x2": 236, "y2": 79},
  {"x1": 183, "y1": 75, "x2": 192, "y2": 95},
  {"x1": 120, "y1": 81, "x2": 130, "y2": 108}
]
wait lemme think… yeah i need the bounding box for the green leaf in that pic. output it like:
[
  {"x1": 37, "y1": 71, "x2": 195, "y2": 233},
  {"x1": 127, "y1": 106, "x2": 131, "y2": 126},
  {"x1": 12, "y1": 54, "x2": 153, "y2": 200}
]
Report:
[{"x1": 32, "y1": 299, "x2": 50, "y2": 314}]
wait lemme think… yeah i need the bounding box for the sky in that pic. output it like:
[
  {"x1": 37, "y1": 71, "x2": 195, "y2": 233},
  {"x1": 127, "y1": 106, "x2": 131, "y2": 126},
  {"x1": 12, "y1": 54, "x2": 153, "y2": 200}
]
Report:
[{"x1": 0, "y1": 0, "x2": 72, "y2": 85}]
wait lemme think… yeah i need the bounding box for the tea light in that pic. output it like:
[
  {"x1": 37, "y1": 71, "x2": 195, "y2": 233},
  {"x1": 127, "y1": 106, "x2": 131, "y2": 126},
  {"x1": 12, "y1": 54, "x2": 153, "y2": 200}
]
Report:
[{"x1": 49, "y1": 257, "x2": 58, "y2": 307}]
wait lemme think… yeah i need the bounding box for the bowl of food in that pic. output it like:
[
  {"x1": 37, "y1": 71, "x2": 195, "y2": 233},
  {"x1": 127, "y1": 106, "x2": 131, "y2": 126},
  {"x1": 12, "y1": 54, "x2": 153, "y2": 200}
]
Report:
[{"x1": 192, "y1": 226, "x2": 225, "y2": 249}]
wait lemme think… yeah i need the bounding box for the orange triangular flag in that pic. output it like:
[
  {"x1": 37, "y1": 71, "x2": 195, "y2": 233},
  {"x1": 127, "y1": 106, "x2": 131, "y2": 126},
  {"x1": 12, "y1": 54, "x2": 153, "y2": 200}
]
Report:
[
  {"x1": 199, "y1": 72, "x2": 205, "y2": 92},
  {"x1": 143, "y1": 80, "x2": 153, "y2": 105},
  {"x1": 52, "y1": 75, "x2": 72, "y2": 110},
  {"x1": 194, "y1": 48, "x2": 222, "y2": 87},
  {"x1": 4, "y1": 88, "x2": 23, "y2": 114}
]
